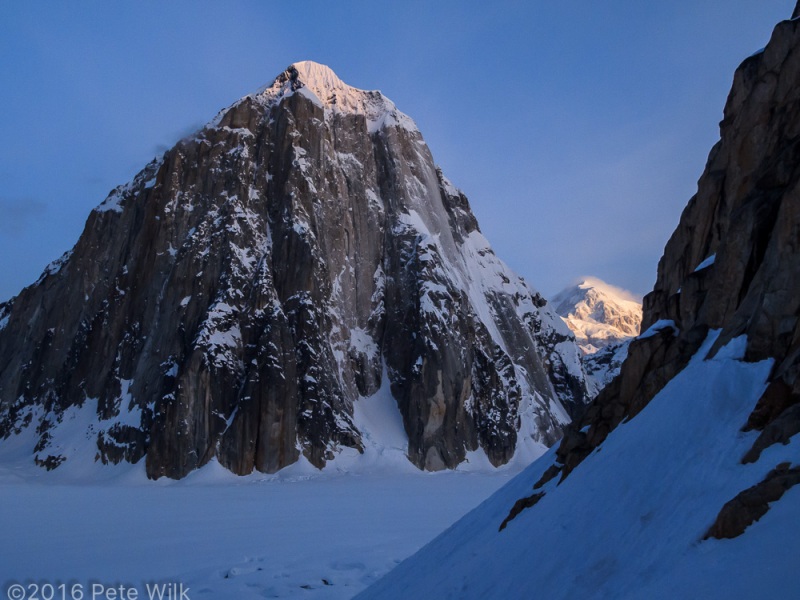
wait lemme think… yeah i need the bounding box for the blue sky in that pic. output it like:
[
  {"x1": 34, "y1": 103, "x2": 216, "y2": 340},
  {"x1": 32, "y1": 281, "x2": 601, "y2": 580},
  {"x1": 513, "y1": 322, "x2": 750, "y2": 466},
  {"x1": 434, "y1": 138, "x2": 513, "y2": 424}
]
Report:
[{"x1": 0, "y1": 1, "x2": 792, "y2": 302}]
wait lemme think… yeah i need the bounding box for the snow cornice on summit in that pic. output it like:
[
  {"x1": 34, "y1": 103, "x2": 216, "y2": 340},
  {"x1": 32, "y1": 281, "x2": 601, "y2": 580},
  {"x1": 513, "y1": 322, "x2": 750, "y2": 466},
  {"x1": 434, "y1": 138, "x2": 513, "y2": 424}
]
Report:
[{"x1": 244, "y1": 60, "x2": 418, "y2": 134}]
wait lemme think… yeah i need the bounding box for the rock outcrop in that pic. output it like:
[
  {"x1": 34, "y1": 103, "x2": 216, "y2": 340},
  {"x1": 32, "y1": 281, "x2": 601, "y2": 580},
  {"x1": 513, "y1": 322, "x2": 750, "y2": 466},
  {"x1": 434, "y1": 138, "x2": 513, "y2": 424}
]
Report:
[
  {"x1": 355, "y1": 9, "x2": 800, "y2": 599},
  {"x1": 0, "y1": 61, "x2": 590, "y2": 479},
  {"x1": 704, "y1": 462, "x2": 800, "y2": 540},
  {"x1": 527, "y1": 6, "x2": 800, "y2": 523}
]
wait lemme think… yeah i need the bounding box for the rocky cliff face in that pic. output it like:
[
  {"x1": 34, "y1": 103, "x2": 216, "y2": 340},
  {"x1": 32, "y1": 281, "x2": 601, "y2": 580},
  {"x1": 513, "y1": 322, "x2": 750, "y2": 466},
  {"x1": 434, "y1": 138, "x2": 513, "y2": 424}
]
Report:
[
  {"x1": 357, "y1": 9, "x2": 800, "y2": 599},
  {"x1": 0, "y1": 61, "x2": 589, "y2": 479},
  {"x1": 529, "y1": 7, "x2": 800, "y2": 521}
]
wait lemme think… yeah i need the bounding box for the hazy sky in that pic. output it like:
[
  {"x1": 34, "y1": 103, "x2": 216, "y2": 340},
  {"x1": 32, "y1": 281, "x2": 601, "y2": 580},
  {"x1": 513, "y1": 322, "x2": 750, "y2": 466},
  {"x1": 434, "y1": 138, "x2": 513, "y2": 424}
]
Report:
[{"x1": 0, "y1": 1, "x2": 793, "y2": 303}]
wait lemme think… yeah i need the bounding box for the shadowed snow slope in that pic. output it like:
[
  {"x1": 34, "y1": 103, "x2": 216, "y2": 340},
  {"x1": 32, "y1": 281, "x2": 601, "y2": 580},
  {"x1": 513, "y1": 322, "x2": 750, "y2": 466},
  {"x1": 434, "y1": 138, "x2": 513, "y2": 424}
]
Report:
[
  {"x1": 361, "y1": 9, "x2": 800, "y2": 597},
  {"x1": 357, "y1": 333, "x2": 800, "y2": 599}
]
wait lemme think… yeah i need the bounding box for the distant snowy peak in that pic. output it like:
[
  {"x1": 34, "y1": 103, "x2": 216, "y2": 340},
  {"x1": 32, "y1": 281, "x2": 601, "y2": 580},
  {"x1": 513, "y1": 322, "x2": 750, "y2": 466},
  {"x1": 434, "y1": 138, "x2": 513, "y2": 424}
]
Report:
[
  {"x1": 359, "y1": 8, "x2": 800, "y2": 597},
  {"x1": 551, "y1": 277, "x2": 642, "y2": 354},
  {"x1": 248, "y1": 60, "x2": 418, "y2": 133}
]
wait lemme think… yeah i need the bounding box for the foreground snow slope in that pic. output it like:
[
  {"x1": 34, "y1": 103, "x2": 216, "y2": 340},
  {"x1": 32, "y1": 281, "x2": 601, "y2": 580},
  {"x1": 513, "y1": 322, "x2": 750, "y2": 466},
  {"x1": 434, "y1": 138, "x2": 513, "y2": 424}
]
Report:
[{"x1": 357, "y1": 333, "x2": 800, "y2": 599}]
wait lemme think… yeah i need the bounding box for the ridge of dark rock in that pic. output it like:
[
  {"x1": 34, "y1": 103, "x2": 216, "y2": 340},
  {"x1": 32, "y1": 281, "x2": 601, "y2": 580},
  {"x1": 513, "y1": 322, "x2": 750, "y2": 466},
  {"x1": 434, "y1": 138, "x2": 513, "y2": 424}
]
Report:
[
  {"x1": 0, "y1": 63, "x2": 590, "y2": 479},
  {"x1": 531, "y1": 8, "x2": 800, "y2": 498}
]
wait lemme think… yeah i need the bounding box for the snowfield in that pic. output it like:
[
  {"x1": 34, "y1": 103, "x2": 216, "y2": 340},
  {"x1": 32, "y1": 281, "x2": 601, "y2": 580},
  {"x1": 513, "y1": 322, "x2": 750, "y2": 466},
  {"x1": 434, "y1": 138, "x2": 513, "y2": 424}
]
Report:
[
  {"x1": 0, "y1": 375, "x2": 538, "y2": 599},
  {"x1": 3, "y1": 334, "x2": 796, "y2": 600},
  {"x1": 357, "y1": 332, "x2": 800, "y2": 599},
  {"x1": 0, "y1": 462, "x2": 519, "y2": 599},
  {"x1": 0, "y1": 359, "x2": 548, "y2": 599},
  {"x1": 1, "y1": 335, "x2": 797, "y2": 599}
]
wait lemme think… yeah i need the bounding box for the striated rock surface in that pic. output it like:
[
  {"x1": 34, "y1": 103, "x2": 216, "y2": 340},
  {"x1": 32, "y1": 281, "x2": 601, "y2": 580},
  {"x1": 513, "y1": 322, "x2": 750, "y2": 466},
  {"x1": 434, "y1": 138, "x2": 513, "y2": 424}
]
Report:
[
  {"x1": 551, "y1": 11, "x2": 800, "y2": 484},
  {"x1": 0, "y1": 61, "x2": 589, "y2": 479}
]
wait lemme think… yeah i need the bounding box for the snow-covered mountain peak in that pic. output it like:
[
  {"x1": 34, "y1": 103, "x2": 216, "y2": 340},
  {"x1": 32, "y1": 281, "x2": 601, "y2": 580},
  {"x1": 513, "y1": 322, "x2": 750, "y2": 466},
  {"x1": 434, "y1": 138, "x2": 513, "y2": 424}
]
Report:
[
  {"x1": 575, "y1": 276, "x2": 640, "y2": 303},
  {"x1": 551, "y1": 277, "x2": 642, "y2": 354},
  {"x1": 0, "y1": 60, "x2": 592, "y2": 479},
  {"x1": 250, "y1": 60, "x2": 418, "y2": 133},
  {"x1": 289, "y1": 60, "x2": 354, "y2": 99},
  {"x1": 553, "y1": 277, "x2": 640, "y2": 312}
]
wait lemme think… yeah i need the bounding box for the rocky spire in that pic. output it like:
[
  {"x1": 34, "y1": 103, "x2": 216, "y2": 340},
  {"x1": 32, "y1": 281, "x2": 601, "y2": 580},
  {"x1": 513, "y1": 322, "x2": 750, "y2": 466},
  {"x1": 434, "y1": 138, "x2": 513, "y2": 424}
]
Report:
[{"x1": 0, "y1": 62, "x2": 590, "y2": 479}]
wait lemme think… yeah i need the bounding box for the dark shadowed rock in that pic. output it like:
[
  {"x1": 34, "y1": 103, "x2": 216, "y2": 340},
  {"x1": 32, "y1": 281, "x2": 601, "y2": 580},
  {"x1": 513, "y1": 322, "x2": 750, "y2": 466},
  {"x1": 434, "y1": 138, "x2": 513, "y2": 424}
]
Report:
[
  {"x1": 498, "y1": 491, "x2": 544, "y2": 532},
  {"x1": 553, "y1": 13, "x2": 800, "y2": 483},
  {"x1": 496, "y1": 7, "x2": 800, "y2": 530},
  {"x1": 0, "y1": 62, "x2": 590, "y2": 479},
  {"x1": 704, "y1": 463, "x2": 800, "y2": 539}
]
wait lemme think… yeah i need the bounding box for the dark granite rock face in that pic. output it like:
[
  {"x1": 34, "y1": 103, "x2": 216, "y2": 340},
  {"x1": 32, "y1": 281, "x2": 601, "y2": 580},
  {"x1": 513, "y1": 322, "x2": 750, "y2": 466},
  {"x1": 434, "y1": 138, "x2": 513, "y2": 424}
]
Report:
[
  {"x1": 0, "y1": 61, "x2": 589, "y2": 479},
  {"x1": 704, "y1": 463, "x2": 800, "y2": 540},
  {"x1": 532, "y1": 10, "x2": 800, "y2": 497}
]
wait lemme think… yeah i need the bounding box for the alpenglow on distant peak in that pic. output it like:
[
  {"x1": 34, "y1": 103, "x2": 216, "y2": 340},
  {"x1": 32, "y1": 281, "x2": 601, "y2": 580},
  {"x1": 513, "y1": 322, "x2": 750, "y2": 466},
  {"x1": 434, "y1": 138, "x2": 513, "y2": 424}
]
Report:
[{"x1": 551, "y1": 277, "x2": 642, "y2": 354}]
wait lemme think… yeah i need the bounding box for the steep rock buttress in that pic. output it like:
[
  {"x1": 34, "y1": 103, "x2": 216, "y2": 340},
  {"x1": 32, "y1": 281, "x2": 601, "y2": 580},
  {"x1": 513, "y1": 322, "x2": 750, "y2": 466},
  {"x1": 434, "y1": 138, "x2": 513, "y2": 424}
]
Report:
[{"x1": 0, "y1": 61, "x2": 590, "y2": 479}]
